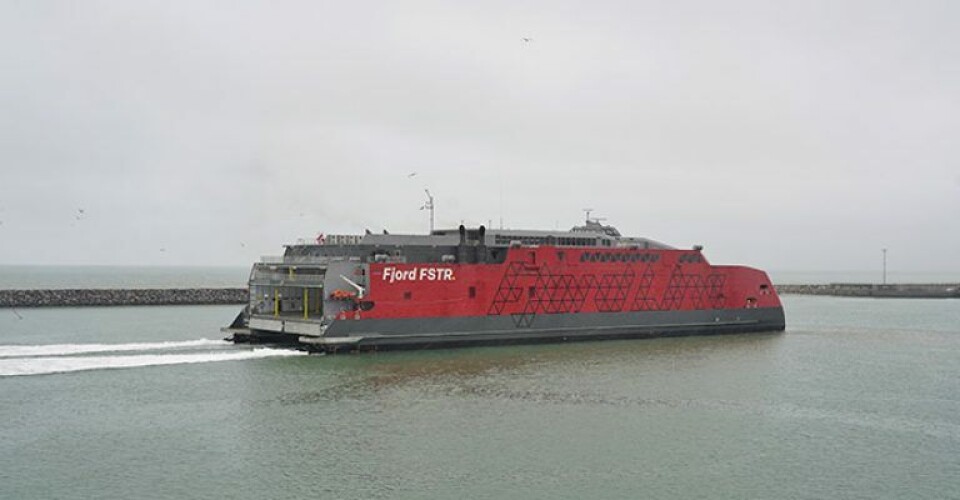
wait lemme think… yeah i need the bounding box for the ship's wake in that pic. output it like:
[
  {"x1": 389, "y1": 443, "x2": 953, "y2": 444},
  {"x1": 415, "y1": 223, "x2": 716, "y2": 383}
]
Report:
[
  {"x1": 0, "y1": 339, "x2": 305, "y2": 377},
  {"x1": 0, "y1": 338, "x2": 228, "y2": 358}
]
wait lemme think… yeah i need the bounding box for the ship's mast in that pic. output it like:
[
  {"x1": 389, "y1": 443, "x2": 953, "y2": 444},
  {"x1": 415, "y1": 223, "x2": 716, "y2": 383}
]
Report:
[
  {"x1": 421, "y1": 189, "x2": 435, "y2": 233},
  {"x1": 583, "y1": 208, "x2": 605, "y2": 224}
]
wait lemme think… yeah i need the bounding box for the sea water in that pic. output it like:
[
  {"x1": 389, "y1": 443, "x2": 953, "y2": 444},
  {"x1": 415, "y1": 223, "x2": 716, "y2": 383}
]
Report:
[{"x1": 0, "y1": 272, "x2": 959, "y2": 499}]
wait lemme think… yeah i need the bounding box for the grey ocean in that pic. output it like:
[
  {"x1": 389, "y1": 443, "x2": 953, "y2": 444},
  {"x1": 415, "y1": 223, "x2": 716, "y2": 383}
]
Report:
[{"x1": 1, "y1": 268, "x2": 959, "y2": 499}]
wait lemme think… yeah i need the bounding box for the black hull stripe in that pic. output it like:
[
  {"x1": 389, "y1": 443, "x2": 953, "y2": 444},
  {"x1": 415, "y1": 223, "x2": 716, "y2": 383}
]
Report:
[
  {"x1": 337, "y1": 319, "x2": 761, "y2": 340},
  {"x1": 247, "y1": 307, "x2": 786, "y2": 352}
]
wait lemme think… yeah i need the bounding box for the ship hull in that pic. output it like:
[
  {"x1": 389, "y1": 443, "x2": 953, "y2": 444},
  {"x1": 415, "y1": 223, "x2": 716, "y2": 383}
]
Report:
[{"x1": 250, "y1": 306, "x2": 785, "y2": 352}]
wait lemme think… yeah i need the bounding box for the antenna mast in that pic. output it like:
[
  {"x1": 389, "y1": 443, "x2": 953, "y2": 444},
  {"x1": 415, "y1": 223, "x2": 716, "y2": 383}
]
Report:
[
  {"x1": 421, "y1": 189, "x2": 435, "y2": 233},
  {"x1": 583, "y1": 208, "x2": 607, "y2": 223}
]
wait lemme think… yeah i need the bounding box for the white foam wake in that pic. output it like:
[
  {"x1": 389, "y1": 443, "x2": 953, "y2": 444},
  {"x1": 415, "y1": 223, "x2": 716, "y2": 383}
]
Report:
[
  {"x1": 0, "y1": 339, "x2": 228, "y2": 358},
  {"x1": 0, "y1": 348, "x2": 306, "y2": 376}
]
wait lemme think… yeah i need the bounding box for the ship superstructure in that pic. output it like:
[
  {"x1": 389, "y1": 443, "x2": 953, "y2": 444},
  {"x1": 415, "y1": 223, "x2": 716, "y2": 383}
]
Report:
[{"x1": 225, "y1": 219, "x2": 785, "y2": 352}]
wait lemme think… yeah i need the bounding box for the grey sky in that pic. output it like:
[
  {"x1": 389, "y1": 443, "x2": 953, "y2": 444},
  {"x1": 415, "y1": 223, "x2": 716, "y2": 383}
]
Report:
[{"x1": 1, "y1": 0, "x2": 957, "y2": 272}]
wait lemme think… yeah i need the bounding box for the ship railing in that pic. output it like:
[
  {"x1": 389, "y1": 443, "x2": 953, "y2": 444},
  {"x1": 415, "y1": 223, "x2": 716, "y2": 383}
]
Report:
[
  {"x1": 276, "y1": 255, "x2": 365, "y2": 264},
  {"x1": 250, "y1": 271, "x2": 327, "y2": 284}
]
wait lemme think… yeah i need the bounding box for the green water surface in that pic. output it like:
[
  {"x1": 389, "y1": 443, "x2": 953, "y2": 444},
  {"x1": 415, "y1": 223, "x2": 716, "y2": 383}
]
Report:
[{"x1": 1, "y1": 297, "x2": 958, "y2": 499}]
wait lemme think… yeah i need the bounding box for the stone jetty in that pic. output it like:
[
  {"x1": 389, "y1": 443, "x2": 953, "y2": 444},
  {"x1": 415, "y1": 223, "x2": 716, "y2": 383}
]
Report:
[
  {"x1": 776, "y1": 283, "x2": 960, "y2": 298},
  {"x1": 0, "y1": 288, "x2": 247, "y2": 308},
  {"x1": 2, "y1": 284, "x2": 957, "y2": 308}
]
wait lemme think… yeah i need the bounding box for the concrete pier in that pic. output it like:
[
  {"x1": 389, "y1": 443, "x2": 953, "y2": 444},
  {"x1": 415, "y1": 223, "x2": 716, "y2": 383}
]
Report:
[{"x1": 0, "y1": 288, "x2": 246, "y2": 308}]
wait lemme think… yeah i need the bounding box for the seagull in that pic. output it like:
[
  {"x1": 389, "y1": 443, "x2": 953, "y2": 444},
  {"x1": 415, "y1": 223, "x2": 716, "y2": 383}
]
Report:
[
  {"x1": 521, "y1": 37, "x2": 533, "y2": 43},
  {"x1": 75, "y1": 208, "x2": 85, "y2": 221},
  {"x1": 407, "y1": 172, "x2": 418, "y2": 178},
  {"x1": 159, "y1": 247, "x2": 166, "y2": 253},
  {"x1": 11, "y1": 308, "x2": 23, "y2": 320}
]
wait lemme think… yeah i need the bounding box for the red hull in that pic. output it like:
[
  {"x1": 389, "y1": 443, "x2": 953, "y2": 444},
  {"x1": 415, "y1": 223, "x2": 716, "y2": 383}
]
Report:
[{"x1": 357, "y1": 247, "x2": 779, "y2": 321}]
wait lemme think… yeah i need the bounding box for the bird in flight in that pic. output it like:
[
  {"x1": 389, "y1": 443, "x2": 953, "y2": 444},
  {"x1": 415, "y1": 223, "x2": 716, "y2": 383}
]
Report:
[
  {"x1": 521, "y1": 37, "x2": 533, "y2": 43},
  {"x1": 407, "y1": 172, "x2": 418, "y2": 178}
]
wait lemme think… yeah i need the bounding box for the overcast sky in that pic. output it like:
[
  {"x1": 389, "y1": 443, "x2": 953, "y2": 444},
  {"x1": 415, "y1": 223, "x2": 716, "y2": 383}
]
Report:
[{"x1": 1, "y1": 0, "x2": 957, "y2": 273}]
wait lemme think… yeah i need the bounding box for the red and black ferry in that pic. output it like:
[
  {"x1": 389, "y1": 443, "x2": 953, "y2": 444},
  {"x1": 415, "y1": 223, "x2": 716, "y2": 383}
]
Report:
[{"x1": 225, "y1": 218, "x2": 785, "y2": 352}]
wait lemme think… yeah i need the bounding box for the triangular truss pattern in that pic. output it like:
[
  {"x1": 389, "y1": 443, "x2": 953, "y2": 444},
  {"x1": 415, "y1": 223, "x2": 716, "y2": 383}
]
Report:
[
  {"x1": 629, "y1": 265, "x2": 659, "y2": 311},
  {"x1": 706, "y1": 274, "x2": 726, "y2": 309},
  {"x1": 488, "y1": 262, "x2": 540, "y2": 316},
  {"x1": 594, "y1": 269, "x2": 636, "y2": 312},
  {"x1": 486, "y1": 259, "x2": 729, "y2": 326},
  {"x1": 657, "y1": 267, "x2": 728, "y2": 310}
]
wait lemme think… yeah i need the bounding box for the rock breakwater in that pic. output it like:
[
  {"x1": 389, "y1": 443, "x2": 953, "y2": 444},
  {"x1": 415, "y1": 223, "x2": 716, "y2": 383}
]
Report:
[
  {"x1": 0, "y1": 288, "x2": 247, "y2": 308},
  {"x1": 776, "y1": 283, "x2": 960, "y2": 298}
]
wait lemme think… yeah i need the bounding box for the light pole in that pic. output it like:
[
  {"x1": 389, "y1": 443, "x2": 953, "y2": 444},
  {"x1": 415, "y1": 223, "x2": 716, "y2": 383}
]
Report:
[{"x1": 882, "y1": 248, "x2": 887, "y2": 285}]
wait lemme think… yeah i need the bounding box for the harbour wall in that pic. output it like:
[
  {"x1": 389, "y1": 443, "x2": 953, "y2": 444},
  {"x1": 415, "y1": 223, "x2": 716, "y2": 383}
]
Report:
[
  {"x1": 1, "y1": 284, "x2": 957, "y2": 308},
  {"x1": 776, "y1": 283, "x2": 960, "y2": 298},
  {"x1": 0, "y1": 288, "x2": 247, "y2": 308}
]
